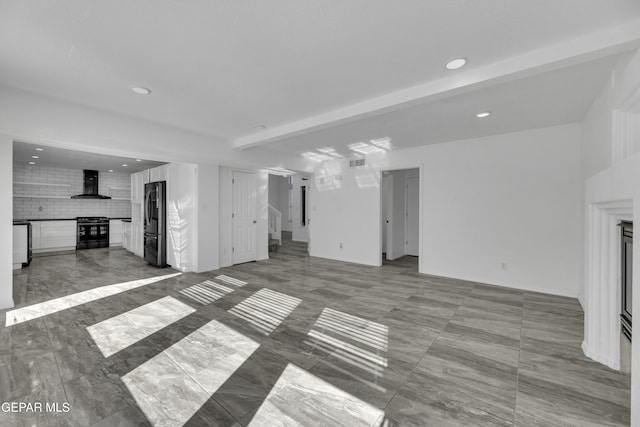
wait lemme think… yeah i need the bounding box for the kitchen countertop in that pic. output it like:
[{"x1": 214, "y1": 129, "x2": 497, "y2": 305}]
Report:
[
  {"x1": 13, "y1": 220, "x2": 30, "y2": 225},
  {"x1": 12, "y1": 217, "x2": 132, "y2": 222}
]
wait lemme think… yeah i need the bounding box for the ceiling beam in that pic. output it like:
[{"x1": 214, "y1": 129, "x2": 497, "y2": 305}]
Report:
[{"x1": 233, "y1": 19, "x2": 640, "y2": 150}]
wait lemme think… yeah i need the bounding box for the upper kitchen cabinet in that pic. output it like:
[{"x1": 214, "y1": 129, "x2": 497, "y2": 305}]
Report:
[
  {"x1": 131, "y1": 171, "x2": 144, "y2": 204},
  {"x1": 149, "y1": 164, "x2": 169, "y2": 183}
]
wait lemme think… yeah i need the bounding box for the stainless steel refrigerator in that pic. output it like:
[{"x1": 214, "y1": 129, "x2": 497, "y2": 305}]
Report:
[{"x1": 144, "y1": 181, "x2": 167, "y2": 267}]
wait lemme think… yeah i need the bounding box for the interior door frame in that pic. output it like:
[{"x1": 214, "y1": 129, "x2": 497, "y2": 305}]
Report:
[
  {"x1": 405, "y1": 174, "x2": 419, "y2": 257},
  {"x1": 378, "y1": 165, "x2": 423, "y2": 270},
  {"x1": 232, "y1": 170, "x2": 258, "y2": 265}
]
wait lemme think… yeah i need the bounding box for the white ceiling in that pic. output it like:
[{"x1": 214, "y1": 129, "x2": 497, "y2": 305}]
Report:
[
  {"x1": 259, "y1": 53, "x2": 630, "y2": 157},
  {"x1": 1, "y1": 1, "x2": 640, "y2": 159},
  {"x1": 13, "y1": 141, "x2": 165, "y2": 173}
]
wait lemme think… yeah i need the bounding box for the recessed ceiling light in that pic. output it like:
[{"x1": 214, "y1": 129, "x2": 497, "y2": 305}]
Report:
[
  {"x1": 29, "y1": 161, "x2": 35, "y2": 165},
  {"x1": 35, "y1": 148, "x2": 44, "y2": 151},
  {"x1": 131, "y1": 87, "x2": 151, "y2": 95},
  {"x1": 476, "y1": 111, "x2": 491, "y2": 118},
  {"x1": 445, "y1": 58, "x2": 467, "y2": 70},
  {"x1": 108, "y1": 169, "x2": 114, "y2": 172},
  {"x1": 32, "y1": 155, "x2": 39, "y2": 159},
  {"x1": 135, "y1": 159, "x2": 142, "y2": 162},
  {"x1": 122, "y1": 164, "x2": 128, "y2": 167}
]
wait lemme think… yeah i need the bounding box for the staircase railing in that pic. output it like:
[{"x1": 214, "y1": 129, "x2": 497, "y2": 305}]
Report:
[{"x1": 268, "y1": 204, "x2": 282, "y2": 245}]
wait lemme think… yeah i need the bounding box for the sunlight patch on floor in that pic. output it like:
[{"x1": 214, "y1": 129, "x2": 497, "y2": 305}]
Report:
[
  {"x1": 249, "y1": 363, "x2": 385, "y2": 426},
  {"x1": 179, "y1": 279, "x2": 238, "y2": 305},
  {"x1": 229, "y1": 288, "x2": 302, "y2": 335},
  {"x1": 215, "y1": 275, "x2": 247, "y2": 287},
  {"x1": 87, "y1": 296, "x2": 196, "y2": 357},
  {"x1": 122, "y1": 319, "x2": 259, "y2": 427},
  {"x1": 5, "y1": 272, "x2": 182, "y2": 326},
  {"x1": 304, "y1": 308, "x2": 389, "y2": 387}
]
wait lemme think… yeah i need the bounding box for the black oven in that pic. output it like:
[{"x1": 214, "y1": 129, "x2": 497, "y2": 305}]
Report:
[{"x1": 77, "y1": 217, "x2": 109, "y2": 250}]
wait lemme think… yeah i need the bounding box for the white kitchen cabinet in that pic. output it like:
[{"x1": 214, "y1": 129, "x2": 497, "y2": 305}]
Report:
[
  {"x1": 131, "y1": 172, "x2": 144, "y2": 203},
  {"x1": 33, "y1": 220, "x2": 76, "y2": 253},
  {"x1": 123, "y1": 221, "x2": 131, "y2": 251},
  {"x1": 31, "y1": 222, "x2": 41, "y2": 250},
  {"x1": 142, "y1": 169, "x2": 151, "y2": 185},
  {"x1": 149, "y1": 164, "x2": 169, "y2": 182},
  {"x1": 13, "y1": 225, "x2": 29, "y2": 269},
  {"x1": 109, "y1": 220, "x2": 123, "y2": 246},
  {"x1": 132, "y1": 222, "x2": 143, "y2": 256}
]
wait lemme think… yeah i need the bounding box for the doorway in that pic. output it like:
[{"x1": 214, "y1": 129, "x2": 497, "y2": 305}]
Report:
[
  {"x1": 232, "y1": 171, "x2": 257, "y2": 264},
  {"x1": 267, "y1": 173, "x2": 309, "y2": 256},
  {"x1": 380, "y1": 168, "x2": 419, "y2": 270}
]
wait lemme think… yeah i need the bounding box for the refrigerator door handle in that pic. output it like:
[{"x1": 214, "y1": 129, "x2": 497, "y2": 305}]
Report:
[{"x1": 145, "y1": 190, "x2": 152, "y2": 227}]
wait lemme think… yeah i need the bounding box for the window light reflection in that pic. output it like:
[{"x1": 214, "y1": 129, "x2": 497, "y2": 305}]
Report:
[
  {"x1": 179, "y1": 280, "x2": 237, "y2": 305},
  {"x1": 229, "y1": 288, "x2": 301, "y2": 335},
  {"x1": 304, "y1": 308, "x2": 389, "y2": 384},
  {"x1": 249, "y1": 363, "x2": 385, "y2": 426},
  {"x1": 87, "y1": 296, "x2": 195, "y2": 357},
  {"x1": 123, "y1": 319, "x2": 259, "y2": 426},
  {"x1": 5, "y1": 272, "x2": 183, "y2": 326},
  {"x1": 215, "y1": 275, "x2": 248, "y2": 287}
]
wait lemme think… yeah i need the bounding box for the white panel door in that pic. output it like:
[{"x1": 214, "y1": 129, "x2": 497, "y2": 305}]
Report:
[
  {"x1": 405, "y1": 176, "x2": 419, "y2": 256},
  {"x1": 232, "y1": 171, "x2": 257, "y2": 264}
]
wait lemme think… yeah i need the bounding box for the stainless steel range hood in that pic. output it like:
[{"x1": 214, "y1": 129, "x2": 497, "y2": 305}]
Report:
[{"x1": 70, "y1": 170, "x2": 111, "y2": 199}]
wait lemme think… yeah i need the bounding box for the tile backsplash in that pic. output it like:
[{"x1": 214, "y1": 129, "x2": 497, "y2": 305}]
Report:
[{"x1": 13, "y1": 165, "x2": 132, "y2": 219}]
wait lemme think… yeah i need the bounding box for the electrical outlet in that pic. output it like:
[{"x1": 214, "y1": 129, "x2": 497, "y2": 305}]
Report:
[{"x1": 500, "y1": 262, "x2": 508, "y2": 270}]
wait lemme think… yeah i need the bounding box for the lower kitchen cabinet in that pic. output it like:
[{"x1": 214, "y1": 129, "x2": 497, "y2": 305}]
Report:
[
  {"x1": 131, "y1": 222, "x2": 143, "y2": 256},
  {"x1": 13, "y1": 224, "x2": 30, "y2": 269},
  {"x1": 123, "y1": 221, "x2": 131, "y2": 251},
  {"x1": 109, "y1": 220, "x2": 123, "y2": 246},
  {"x1": 32, "y1": 220, "x2": 77, "y2": 253}
]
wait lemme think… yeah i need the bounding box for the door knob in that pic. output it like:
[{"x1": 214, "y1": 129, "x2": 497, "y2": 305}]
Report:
[{"x1": 253, "y1": 220, "x2": 257, "y2": 224}]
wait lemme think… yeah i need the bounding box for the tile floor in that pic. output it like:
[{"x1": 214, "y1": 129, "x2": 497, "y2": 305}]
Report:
[{"x1": 1, "y1": 236, "x2": 631, "y2": 426}]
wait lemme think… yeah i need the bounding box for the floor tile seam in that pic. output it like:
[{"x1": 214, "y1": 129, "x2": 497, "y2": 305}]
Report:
[
  {"x1": 513, "y1": 291, "x2": 525, "y2": 425},
  {"x1": 160, "y1": 346, "x2": 213, "y2": 401},
  {"x1": 209, "y1": 395, "x2": 243, "y2": 426},
  {"x1": 390, "y1": 281, "x2": 478, "y2": 400},
  {"x1": 85, "y1": 407, "x2": 140, "y2": 427},
  {"x1": 41, "y1": 317, "x2": 70, "y2": 405}
]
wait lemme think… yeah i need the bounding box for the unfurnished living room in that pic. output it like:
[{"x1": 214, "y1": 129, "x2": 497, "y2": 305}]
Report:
[{"x1": 1, "y1": 1, "x2": 640, "y2": 426}]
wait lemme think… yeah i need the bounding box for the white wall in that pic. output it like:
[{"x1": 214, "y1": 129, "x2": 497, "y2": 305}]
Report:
[
  {"x1": 195, "y1": 163, "x2": 219, "y2": 273},
  {"x1": 310, "y1": 164, "x2": 381, "y2": 265},
  {"x1": 309, "y1": 124, "x2": 582, "y2": 297},
  {"x1": 291, "y1": 175, "x2": 309, "y2": 243},
  {"x1": 420, "y1": 125, "x2": 581, "y2": 296},
  {"x1": 280, "y1": 177, "x2": 292, "y2": 232},
  {"x1": 580, "y1": 46, "x2": 640, "y2": 426},
  {"x1": 218, "y1": 166, "x2": 268, "y2": 268},
  {"x1": 268, "y1": 174, "x2": 292, "y2": 232},
  {"x1": 13, "y1": 165, "x2": 131, "y2": 219},
  {"x1": 166, "y1": 163, "x2": 197, "y2": 272},
  {"x1": 0, "y1": 135, "x2": 14, "y2": 310}
]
